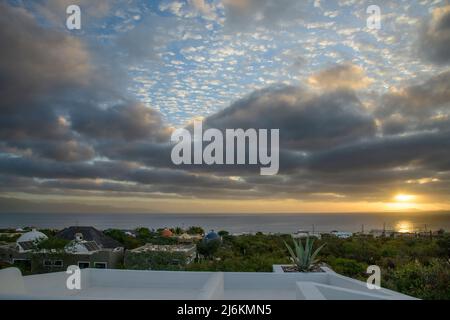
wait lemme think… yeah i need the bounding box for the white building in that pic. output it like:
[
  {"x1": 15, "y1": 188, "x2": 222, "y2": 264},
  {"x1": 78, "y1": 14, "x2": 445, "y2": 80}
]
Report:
[
  {"x1": 292, "y1": 230, "x2": 321, "y2": 239},
  {"x1": 370, "y1": 229, "x2": 396, "y2": 238},
  {"x1": 330, "y1": 231, "x2": 353, "y2": 239},
  {"x1": 16, "y1": 229, "x2": 48, "y2": 252},
  {"x1": 0, "y1": 266, "x2": 416, "y2": 300}
]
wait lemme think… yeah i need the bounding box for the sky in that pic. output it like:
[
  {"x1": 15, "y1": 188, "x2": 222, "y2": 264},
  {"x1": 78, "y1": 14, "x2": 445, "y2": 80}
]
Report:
[{"x1": 1, "y1": 0, "x2": 450, "y2": 213}]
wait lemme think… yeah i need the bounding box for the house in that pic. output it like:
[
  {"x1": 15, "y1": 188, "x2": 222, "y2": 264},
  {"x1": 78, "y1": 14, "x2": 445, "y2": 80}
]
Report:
[
  {"x1": 292, "y1": 230, "x2": 321, "y2": 239},
  {"x1": 203, "y1": 230, "x2": 221, "y2": 243},
  {"x1": 330, "y1": 231, "x2": 353, "y2": 239},
  {"x1": 369, "y1": 229, "x2": 396, "y2": 238},
  {"x1": 16, "y1": 229, "x2": 48, "y2": 252},
  {"x1": 177, "y1": 233, "x2": 202, "y2": 243},
  {"x1": 393, "y1": 232, "x2": 417, "y2": 238},
  {"x1": 124, "y1": 243, "x2": 196, "y2": 270},
  {"x1": 0, "y1": 227, "x2": 124, "y2": 273},
  {"x1": 161, "y1": 228, "x2": 173, "y2": 238},
  {"x1": 56, "y1": 226, "x2": 122, "y2": 249}
]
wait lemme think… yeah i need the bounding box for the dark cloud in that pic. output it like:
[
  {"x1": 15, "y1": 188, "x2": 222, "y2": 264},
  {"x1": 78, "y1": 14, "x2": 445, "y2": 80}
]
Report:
[
  {"x1": 0, "y1": 157, "x2": 131, "y2": 180},
  {"x1": 205, "y1": 85, "x2": 376, "y2": 150},
  {"x1": 0, "y1": 1, "x2": 169, "y2": 163},
  {"x1": 418, "y1": 5, "x2": 450, "y2": 64},
  {"x1": 307, "y1": 130, "x2": 450, "y2": 173},
  {"x1": 376, "y1": 70, "x2": 450, "y2": 134},
  {"x1": 0, "y1": 2, "x2": 91, "y2": 104},
  {"x1": 70, "y1": 102, "x2": 170, "y2": 141},
  {"x1": 5, "y1": 140, "x2": 95, "y2": 162}
]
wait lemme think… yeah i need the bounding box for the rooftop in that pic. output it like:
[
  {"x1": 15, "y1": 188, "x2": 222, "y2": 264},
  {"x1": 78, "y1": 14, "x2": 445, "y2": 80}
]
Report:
[
  {"x1": 56, "y1": 226, "x2": 122, "y2": 249},
  {"x1": 0, "y1": 267, "x2": 417, "y2": 300}
]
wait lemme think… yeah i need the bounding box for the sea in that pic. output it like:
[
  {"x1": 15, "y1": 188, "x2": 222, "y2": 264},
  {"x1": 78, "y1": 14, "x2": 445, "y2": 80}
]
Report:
[{"x1": 0, "y1": 212, "x2": 449, "y2": 233}]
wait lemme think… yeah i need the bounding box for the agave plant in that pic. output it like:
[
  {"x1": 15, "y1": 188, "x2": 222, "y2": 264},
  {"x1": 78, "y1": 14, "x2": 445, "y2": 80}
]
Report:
[{"x1": 284, "y1": 236, "x2": 326, "y2": 272}]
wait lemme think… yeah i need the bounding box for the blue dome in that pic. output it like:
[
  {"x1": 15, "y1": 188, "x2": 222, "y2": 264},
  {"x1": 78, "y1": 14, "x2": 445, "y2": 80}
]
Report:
[{"x1": 203, "y1": 231, "x2": 220, "y2": 242}]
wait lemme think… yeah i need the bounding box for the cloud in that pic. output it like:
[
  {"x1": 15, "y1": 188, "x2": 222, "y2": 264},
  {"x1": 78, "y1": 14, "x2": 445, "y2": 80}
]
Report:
[
  {"x1": 0, "y1": 1, "x2": 170, "y2": 163},
  {"x1": 222, "y1": 0, "x2": 307, "y2": 31},
  {"x1": 189, "y1": 0, "x2": 218, "y2": 20},
  {"x1": 307, "y1": 63, "x2": 373, "y2": 90},
  {"x1": 307, "y1": 130, "x2": 450, "y2": 173},
  {"x1": 205, "y1": 84, "x2": 376, "y2": 150},
  {"x1": 376, "y1": 70, "x2": 450, "y2": 134},
  {"x1": 0, "y1": 2, "x2": 91, "y2": 104},
  {"x1": 70, "y1": 102, "x2": 170, "y2": 141},
  {"x1": 3, "y1": 140, "x2": 95, "y2": 162},
  {"x1": 418, "y1": 5, "x2": 450, "y2": 64},
  {"x1": 1, "y1": 1, "x2": 450, "y2": 209},
  {"x1": 31, "y1": 0, "x2": 116, "y2": 28}
]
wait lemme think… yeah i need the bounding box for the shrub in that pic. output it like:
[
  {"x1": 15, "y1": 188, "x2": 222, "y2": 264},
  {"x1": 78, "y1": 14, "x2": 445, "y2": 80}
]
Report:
[
  {"x1": 36, "y1": 237, "x2": 69, "y2": 250},
  {"x1": 327, "y1": 257, "x2": 368, "y2": 279},
  {"x1": 384, "y1": 259, "x2": 450, "y2": 300},
  {"x1": 284, "y1": 236, "x2": 326, "y2": 272}
]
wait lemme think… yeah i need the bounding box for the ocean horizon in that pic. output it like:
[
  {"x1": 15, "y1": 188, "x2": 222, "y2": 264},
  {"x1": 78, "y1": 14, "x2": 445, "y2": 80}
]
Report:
[{"x1": 1, "y1": 212, "x2": 449, "y2": 233}]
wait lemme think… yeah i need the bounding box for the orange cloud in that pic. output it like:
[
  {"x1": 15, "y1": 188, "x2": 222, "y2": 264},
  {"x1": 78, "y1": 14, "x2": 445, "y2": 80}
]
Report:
[{"x1": 308, "y1": 63, "x2": 373, "y2": 90}]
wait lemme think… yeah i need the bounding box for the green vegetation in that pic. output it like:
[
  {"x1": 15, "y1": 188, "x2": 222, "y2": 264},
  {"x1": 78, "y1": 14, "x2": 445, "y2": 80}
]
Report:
[
  {"x1": 197, "y1": 238, "x2": 221, "y2": 259},
  {"x1": 187, "y1": 233, "x2": 292, "y2": 272},
  {"x1": 326, "y1": 257, "x2": 368, "y2": 279},
  {"x1": 187, "y1": 226, "x2": 204, "y2": 235},
  {"x1": 36, "y1": 237, "x2": 69, "y2": 250},
  {"x1": 284, "y1": 236, "x2": 326, "y2": 271},
  {"x1": 185, "y1": 232, "x2": 450, "y2": 299},
  {"x1": 383, "y1": 258, "x2": 449, "y2": 300},
  {"x1": 0, "y1": 234, "x2": 20, "y2": 242},
  {"x1": 125, "y1": 251, "x2": 189, "y2": 271},
  {"x1": 104, "y1": 226, "x2": 203, "y2": 250},
  {"x1": 104, "y1": 229, "x2": 141, "y2": 249},
  {"x1": 39, "y1": 229, "x2": 59, "y2": 237}
]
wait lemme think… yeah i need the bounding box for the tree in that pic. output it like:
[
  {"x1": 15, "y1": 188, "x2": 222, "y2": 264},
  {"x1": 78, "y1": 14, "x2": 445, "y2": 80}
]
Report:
[
  {"x1": 187, "y1": 226, "x2": 204, "y2": 235},
  {"x1": 218, "y1": 230, "x2": 229, "y2": 237},
  {"x1": 135, "y1": 227, "x2": 152, "y2": 238},
  {"x1": 197, "y1": 239, "x2": 221, "y2": 259},
  {"x1": 36, "y1": 237, "x2": 69, "y2": 250},
  {"x1": 172, "y1": 227, "x2": 184, "y2": 235},
  {"x1": 104, "y1": 229, "x2": 141, "y2": 249}
]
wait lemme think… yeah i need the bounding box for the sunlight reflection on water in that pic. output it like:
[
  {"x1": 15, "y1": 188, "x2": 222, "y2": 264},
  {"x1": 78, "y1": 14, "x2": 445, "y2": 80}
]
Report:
[{"x1": 395, "y1": 220, "x2": 415, "y2": 233}]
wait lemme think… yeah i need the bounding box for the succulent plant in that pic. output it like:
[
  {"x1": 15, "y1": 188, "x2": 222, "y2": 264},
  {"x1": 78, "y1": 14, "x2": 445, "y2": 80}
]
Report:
[{"x1": 284, "y1": 236, "x2": 326, "y2": 272}]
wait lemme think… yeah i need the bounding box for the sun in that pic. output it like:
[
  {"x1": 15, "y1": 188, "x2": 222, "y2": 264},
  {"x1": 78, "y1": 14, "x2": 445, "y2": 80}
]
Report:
[{"x1": 394, "y1": 194, "x2": 415, "y2": 202}]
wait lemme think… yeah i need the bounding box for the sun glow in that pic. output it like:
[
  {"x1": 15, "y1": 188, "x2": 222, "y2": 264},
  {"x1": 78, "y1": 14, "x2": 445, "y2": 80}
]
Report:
[
  {"x1": 394, "y1": 194, "x2": 415, "y2": 202},
  {"x1": 396, "y1": 221, "x2": 414, "y2": 233}
]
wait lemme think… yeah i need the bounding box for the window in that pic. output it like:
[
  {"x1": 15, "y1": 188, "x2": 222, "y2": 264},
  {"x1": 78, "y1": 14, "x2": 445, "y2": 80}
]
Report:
[
  {"x1": 94, "y1": 262, "x2": 107, "y2": 269},
  {"x1": 43, "y1": 260, "x2": 52, "y2": 267},
  {"x1": 53, "y1": 260, "x2": 63, "y2": 267},
  {"x1": 78, "y1": 261, "x2": 90, "y2": 269}
]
